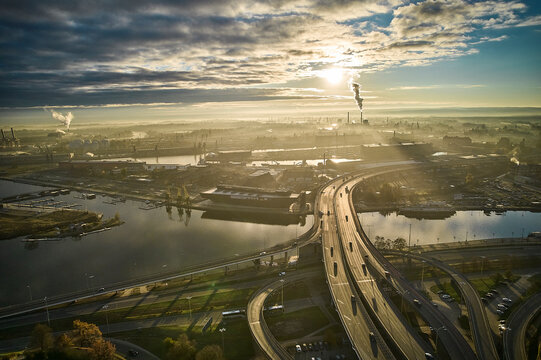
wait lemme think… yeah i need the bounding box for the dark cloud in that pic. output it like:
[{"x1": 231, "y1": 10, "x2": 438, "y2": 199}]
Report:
[{"x1": 0, "y1": 0, "x2": 536, "y2": 108}]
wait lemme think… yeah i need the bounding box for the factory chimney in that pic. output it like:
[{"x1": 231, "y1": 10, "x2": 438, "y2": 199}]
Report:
[
  {"x1": 11, "y1": 128, "x2": 15, "y2": 140},
  {"x1": 347, "y1": 112, "x2": 350, "y2": 124},
  {"x1": 1, "y1": 129, "x2": 5, "y2": 141}
]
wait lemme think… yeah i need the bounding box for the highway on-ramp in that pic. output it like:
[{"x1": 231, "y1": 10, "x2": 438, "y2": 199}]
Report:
[
  {"x1": 503, "y1": 293, "x2": 541, "y2": 360},
  {"x1": 385, "y1": 250, "x2": 499, "y2": 360}
]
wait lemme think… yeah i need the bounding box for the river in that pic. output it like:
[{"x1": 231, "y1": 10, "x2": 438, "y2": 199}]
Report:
[
  {"x1": 0, "y1": 180, "x2": 312, "y2": 306},
  {"x1": 358, "y1": 211, "x2": 541, "y2": 246}
]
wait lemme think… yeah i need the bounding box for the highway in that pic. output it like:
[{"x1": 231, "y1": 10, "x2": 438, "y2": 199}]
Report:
[
  {"x1": 320, "y1": 177, "x2": 396, "y2": 360},
  {"x1": 385, "y1": 250, "x2": 499, "y2": 360},
  {"x1": 503, "y1": 294, "x2": 541, "y2": 360},
  {"x1": 247, "y1": 277, "x2": 294, "y2": 360},
  {"x1": 326, "y1": 166, "x2": 477, "y2": 360}
]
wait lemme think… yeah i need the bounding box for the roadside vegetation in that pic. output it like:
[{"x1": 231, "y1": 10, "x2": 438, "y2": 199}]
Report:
[
  {"x1": 0, "y1": 321, "x2": 118, "y2": 360},
  {"x1": 266, "y1": 306, "x2": 329, "y2": 341},
  {"x1": 0, "y1": 209, "x2": 123, "y2": 240}
]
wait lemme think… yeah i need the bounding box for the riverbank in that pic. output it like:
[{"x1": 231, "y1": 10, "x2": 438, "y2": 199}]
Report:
[{"x1": 0, "y1": 208, "x2": 123, "y2": 240}]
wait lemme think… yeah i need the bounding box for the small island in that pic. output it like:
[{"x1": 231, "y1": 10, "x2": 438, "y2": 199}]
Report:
[{"x1": 0, "y1": 207, "x2": 123, "y2": 240}]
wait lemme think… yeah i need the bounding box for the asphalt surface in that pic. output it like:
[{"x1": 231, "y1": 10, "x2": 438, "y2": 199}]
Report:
[
  {"x1": 503, "y1": 294, "x2": 541, "y2": 360},
  {"x1": 386, "y1": 250, "x2": 499, "y2": 360},
  {"x1": 320, "y1": 176, "x2": 396, "y2": 360},
  {"x1": 328, "y1": 165, "x2": 478, "y2": 360}
]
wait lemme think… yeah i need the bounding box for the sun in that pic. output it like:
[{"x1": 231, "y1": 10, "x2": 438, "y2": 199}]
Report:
[{"x1": 321, "y1": 68, "x2": 344, "y2": 85}]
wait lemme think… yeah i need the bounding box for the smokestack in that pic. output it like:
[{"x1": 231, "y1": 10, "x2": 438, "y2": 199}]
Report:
[
  {"x1": 350, "y1": 82, "x2": 363, "y2": 124},
  {"x1": 347, "y1": 112, "x2": 349, "y2": 124},
  {"x1": 49, "y1": 109, "x2": 74, "y2": 131},
  {"x1": 11, "y1": 128, "x2": 15, "y2": 140},
  {"x1": 1, "y1": 129, "x2": 5, "y2": 141}
]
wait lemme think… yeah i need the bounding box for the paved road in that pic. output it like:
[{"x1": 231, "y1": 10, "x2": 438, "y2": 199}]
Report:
[
  {"x1": 386, "y1": 250, "x2": 499, "y2": 360},
  {"x1": 334, "y1": 170, "x2": 431, "y2": 360},
  {"x1": 320, "y1": 176, "x2": 396, "y2": 360},
  {"x1": 336, "y1": 166, "x2": 477, "y2": 360},
  {"x1": 503, "y1": 294, "x2": 541, "y2": 360}
]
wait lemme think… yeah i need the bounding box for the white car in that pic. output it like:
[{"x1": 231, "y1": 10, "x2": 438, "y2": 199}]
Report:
[
  {"x1": 502, "y1": 297, "x2": 512, "y2": 303},
  {"x1": 295, "y1": 345, "x2": 302, "y2": 353},
  {"x1": 441, "y1": 294, "x2": 451, "y2": 299}
]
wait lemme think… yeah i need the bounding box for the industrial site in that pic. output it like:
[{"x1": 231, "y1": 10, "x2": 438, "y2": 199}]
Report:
[{"x1": 1, "y1": 0, "x2": 541, "y2": 359}]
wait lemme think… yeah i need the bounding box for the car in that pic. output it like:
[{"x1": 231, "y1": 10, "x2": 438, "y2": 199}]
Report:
[
  {"x1": 128, "y1": 350, "x2": 139, "y2": 357},
  {"x1": 308, "y1": 343, "x2": 313, "y2": 351},
  {"x1": 499, "y1": 319, "x2": 506, "y2": 324},
  {"x1": 498, "y1": 324, "x2": 506, "y2": 331},
  {"x1": 259, "y1": 251, "x2": 266, "y2": 256},
  {"x1": 278, "y1": 271, "x2": 286, "y2": 276},
  {"x1": 437, "y1": 290, "x2": 443, "y2": 295},
  {"x1": 369, "y1": 332, "x2": 376, "y2": 342},
  {"x1": 481, "y1": 297, "x2": 488, "y2": 303},
  {"x1": 413, "y1": 299, "x2": 421, "y2": 306},
  {"x1": 497, "y1": 303, "x2": 508, "y2": 310},
  {"x1": 431, "y1": 302, "x2": 438, "y2": 307},
  {"x1": 502, "y1": 297, "x2": 512, "y2": 303},
  {"x1": 496, "y1": 309, "x2": 505, "y2": 315},
  {"x1": 318, "y1": 341, "x2": 324, "y2": 350},
  {"x1": 296, "y1": 345, "x2": 302, "y2": 353},
  {"x1": 97, "y1": 287, "x2": 105, "y2": 293},
  {"x1": 486, "y1": 292, "x2": 494, "y2": 298},
  {"x1": 351, "y1": 294, "x2": 356, "y2": 303},
  {"x1": 327, "y1": 210, "x2": 330, "y2": 215},
  {"x1": 425, "y1": 353, "x2": 435, "y2": 360},
  {"x1": 490, "y1": 289, "x2": 499, "y2": 294},
  {"x1": 441, "y1": 294, "x2": 451, "y2": 299}
]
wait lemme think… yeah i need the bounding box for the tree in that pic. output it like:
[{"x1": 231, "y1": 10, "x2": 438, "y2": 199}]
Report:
[
  {"x1": 90, "y1": 338, "x2": 116, "y2": 360},
  {"x1": 30, "y1": 324, "x2": 53, "y2": 352},
  {"x1": 164, "y1": 333, "x2": 197, "y2": 360},
  {"x1": 491, "y1": 272, "x2": 504, "y2": 284},
  {"x1": 71, "y1": 320, "x2": 102, "y2": 347},
  {"x1": 196, "y1": 345, "x2": 225, "y2": 360},
  {"x1": 374, "y1": 236, "x2": 386, "y2": 250},
  {"x1": 393, "y1": 237, "x2": 407, "y2": 251},
  {"x1": 54, "y1": 333, "x2": 72, "y2": 350}
]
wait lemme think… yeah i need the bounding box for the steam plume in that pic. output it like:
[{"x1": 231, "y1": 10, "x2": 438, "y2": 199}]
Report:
[
  {"x1": 351, "y1": 82, "x2": 363, "y2": 112},
  {"x1": 50, "y1": 110, "x2": 74, "y2": 130}
]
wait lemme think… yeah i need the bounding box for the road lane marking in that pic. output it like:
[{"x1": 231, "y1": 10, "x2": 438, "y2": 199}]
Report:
[
  {"x1": 337, "y1": 299, "x2": 344, "y2": 304},
  {"x1": 343, "y1": 315, "x2": 351, "y2": 321}
]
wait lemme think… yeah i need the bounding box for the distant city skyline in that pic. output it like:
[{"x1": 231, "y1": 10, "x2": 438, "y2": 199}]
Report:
[{"x1": 1, "y1": 0, "x2": 540, "y2": 123}]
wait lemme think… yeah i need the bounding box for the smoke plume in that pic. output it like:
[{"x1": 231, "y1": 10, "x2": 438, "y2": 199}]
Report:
[
  {"x1": 351, "y1": 82, "x2": 363, "y2": 113},
  {"x1": 50, "y1": 110, "x2": 74, "y2": 130}
]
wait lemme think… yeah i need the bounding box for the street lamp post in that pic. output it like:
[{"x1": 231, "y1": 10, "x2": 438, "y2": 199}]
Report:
[
  {"x1": 186, "y1": 296, "x2": 192, "y2": 319},
  {"x1": 26, "y1": 285, "x2": 32, "y2": 301},
  {"x1": 102, "y1": 305, "x2": 110, "y2": 334},
  {"x1": 44, "y1": 297, "x2": 50, "y2": 326},
  {"x1": 280, "y1": 279, "x2": 285, "y2": 311},
  {"x1": 219, "y1": 327, "x2": 226, "y2": 353},
  {"x1": 434, "y1": 326, "x2": 447, "y2": 355},
  {"x1": 480, "y1": 256, "x2": 486, "y2": 277},
  {"x1": 421, "y1": 261, "x2": 426, "y2": 290}
]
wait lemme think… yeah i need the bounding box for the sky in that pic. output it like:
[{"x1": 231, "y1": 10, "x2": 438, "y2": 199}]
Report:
[{"x1": 1, "y1": 0, "x2": 541, "y2": 124}]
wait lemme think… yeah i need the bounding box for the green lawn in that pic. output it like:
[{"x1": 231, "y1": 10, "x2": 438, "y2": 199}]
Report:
[
  {"x1": 430, "y1": 281, "x2": 461, "y2": 303},
  {"x1": 114, "y1": 318, "x2": 253, "y2": 359},
  {"x1": 266, "y1": 306, "x2": 329, "y2": 341}
]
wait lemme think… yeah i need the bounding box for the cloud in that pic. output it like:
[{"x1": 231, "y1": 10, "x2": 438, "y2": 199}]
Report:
[{"x1": 0, "y1": 0, "x2": 538, "y2": 107}]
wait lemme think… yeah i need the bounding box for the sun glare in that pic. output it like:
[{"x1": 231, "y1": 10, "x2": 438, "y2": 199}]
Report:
[{"x1": 321, "y1": 68, "x2": 343, "y2": 85}]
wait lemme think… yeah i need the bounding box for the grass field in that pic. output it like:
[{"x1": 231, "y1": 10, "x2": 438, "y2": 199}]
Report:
[{"x1": 266, "y1": 306, "x2": 329, "y2": 341}]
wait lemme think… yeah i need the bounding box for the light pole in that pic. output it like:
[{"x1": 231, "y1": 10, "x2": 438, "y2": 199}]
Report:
[
  {"x1": 434, "y1": 326, "x2": 447, "y2": 355},
  {"x1": 44, "y1": 297, "x2": 50, "y2": 326},
  {"x1": 186, "y1": 296, "x2": 192, "y2": 319},
  {"x1": 408, "y1": 223, "x2": 412, "y2": 250},
  {"x1": 421, "y1": 261, "x2": 426, "y2": 290},
  {"x1": 219, "y1": 327, "x2": 226, "y2": 353},
  {"x1": 88, "y1": 274, "x2": 95, "y2": 290},
  {"x1": 102, "y1": 305, "x2": 110, "y2": 334},
  {"x1": 480, "y1": 256, "x2": 486, "y2": 277},
  {"x1": 26, "y1": 285, "x2": 32, "y2": 301},
  {"x1": 279, "y1": 279, "x2": 285, "y2": 311}
]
